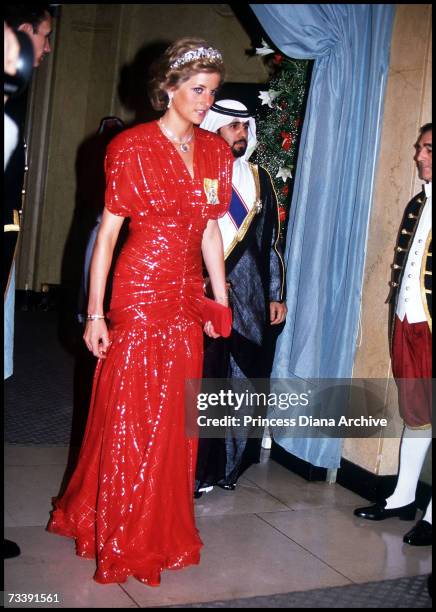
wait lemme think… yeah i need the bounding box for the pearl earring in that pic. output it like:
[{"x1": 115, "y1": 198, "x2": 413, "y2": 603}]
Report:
[{"x1": 167, "y1": 94, "x2": 173, "y2": 109}]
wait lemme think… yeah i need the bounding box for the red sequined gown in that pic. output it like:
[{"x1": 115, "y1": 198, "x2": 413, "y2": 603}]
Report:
[{"x1": 47, "y1": 122, "x2": 233, "y2": 585}]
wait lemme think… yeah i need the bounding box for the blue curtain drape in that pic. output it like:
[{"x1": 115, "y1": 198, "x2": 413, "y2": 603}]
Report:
[{"x1": 251, "y1": 4, "x2": 395, "y2": 467}]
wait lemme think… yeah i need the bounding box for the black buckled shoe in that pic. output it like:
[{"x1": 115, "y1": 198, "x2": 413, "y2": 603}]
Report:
[
  {"x1": 354, "y1": 500, "x2": 416, "y2": 521},
  {"x1": 403, "y1": 520, "x2": 432, "y2": 546},
  {"x1": 3, "y1": 539, "x2": 21, "y2": 559}
]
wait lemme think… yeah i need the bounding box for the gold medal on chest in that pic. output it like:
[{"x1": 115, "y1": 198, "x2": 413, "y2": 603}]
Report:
[{"x1": 204, "y1": 178, "x2": 219, "y2": 204}]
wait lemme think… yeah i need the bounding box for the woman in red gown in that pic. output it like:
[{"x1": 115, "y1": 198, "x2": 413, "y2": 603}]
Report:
[{"x1": 47, "y1": 38, "x2": 233, "y2": 586}]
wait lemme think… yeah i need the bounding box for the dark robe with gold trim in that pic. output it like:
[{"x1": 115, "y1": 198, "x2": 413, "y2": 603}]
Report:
[
  {"x1": 224, "y1": 164, "x2": 284, "y2": 377},
  {"x1": 196, "y1": 164, "x2": 285, "y2": 490}
]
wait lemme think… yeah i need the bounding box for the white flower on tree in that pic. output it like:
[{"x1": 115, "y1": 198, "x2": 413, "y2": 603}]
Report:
[
  {"x1": 255, "y1": 39, "x2": 275, "y2": 56},
  {"x1": 258, "y1": 90, "x2": 280, "y2": 108},
  {"x1": 276, "y1": 166, "x2": 293, "y2": 182}
]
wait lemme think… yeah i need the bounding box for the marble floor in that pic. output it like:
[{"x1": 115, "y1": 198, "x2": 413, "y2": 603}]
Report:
[{"x1": 4, "y1": 445, "x2": 432, "y2": 608}]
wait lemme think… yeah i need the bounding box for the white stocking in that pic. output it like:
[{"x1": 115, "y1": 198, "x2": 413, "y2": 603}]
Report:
[
  {"x1": 422, "y1": 498, "x2": 432, "y2": 524},
  {"x1": 385, "y1": 426, "x2": 432, "y2": 509}
]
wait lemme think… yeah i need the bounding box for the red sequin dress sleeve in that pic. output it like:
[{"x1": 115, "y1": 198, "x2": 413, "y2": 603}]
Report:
[{"x1": 47, "y1": 122, "x2": 233, "y2": 586}]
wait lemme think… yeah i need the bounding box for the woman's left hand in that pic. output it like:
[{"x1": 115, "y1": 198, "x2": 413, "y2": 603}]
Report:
[{"x1": 204, "y1": 320, "x2": 220, "y2": 338}]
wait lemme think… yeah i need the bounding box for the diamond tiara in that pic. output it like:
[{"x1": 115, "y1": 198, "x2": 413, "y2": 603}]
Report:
[{"x1": 170, "y1": 47, "x2": 223, "y2": 70}]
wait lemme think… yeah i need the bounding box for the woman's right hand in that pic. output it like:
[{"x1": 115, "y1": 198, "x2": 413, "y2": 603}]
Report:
[{"x1": 83, "y1": 319, "x2": 111, "y2": 359}]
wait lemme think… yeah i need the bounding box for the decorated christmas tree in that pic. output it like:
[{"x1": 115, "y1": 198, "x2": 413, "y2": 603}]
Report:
[{"x1": 252, "y1": 41, "x2": 310, "y2": 237}]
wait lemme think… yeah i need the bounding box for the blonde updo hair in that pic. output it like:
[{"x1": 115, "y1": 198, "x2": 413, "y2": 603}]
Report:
[{"x1": 148, "y1": 37, "x2": 225, "y2": 112}]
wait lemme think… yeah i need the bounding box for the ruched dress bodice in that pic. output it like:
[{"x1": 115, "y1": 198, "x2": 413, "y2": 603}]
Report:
[{"x1": 109, "y1": 217, "x2": 205, "y2": 329}]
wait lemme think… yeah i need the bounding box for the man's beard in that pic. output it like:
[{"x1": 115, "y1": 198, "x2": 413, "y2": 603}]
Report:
[{"x1": 231, "y1": 140, "x2": 247, "y2": 158}]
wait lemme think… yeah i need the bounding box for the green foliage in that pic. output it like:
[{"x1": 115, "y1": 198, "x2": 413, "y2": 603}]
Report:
[{"x1": 253, "y1": 54, "x2": 310, "y2": 235}]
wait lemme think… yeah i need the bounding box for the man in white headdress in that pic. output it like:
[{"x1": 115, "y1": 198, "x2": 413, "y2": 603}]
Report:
[{"x1": 195, "y1": 99, "x2": 287, "y2": 496}]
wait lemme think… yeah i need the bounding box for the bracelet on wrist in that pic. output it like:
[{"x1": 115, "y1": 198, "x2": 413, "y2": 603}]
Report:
[{"x1": 86, "y1": 314, "x2": 105, "y2": 321}]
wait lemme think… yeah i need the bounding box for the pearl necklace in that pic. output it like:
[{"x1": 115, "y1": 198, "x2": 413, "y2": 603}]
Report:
[{"x1": 159, "y1": 120, "x2": 194, "y2": 153}]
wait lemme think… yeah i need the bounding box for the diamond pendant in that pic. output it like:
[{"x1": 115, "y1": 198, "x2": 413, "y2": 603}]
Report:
[{"x1": 180, "y1": 143, "x2": 190, "y2": 153}]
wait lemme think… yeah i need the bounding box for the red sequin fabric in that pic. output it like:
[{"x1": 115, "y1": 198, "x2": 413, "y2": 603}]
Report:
[{"x1": 47, "y1": 122, "x2": 233, "y2": 585}]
